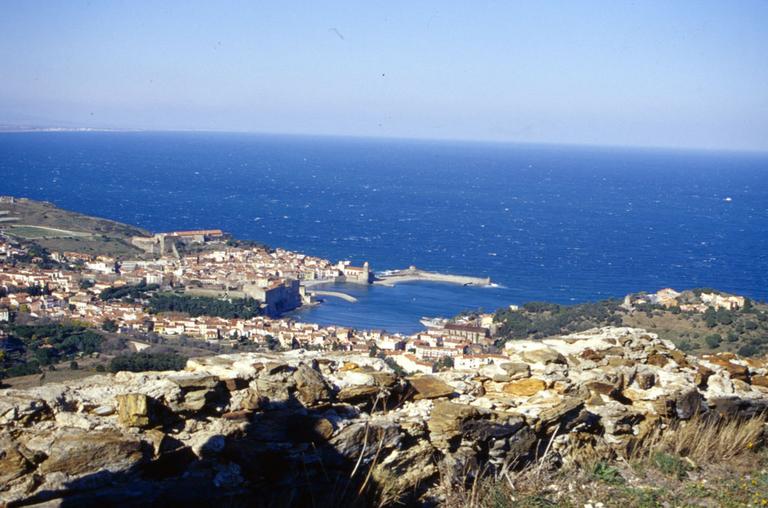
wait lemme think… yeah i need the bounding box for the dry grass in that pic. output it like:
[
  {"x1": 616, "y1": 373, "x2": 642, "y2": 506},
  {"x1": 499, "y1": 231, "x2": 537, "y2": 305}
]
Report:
[
  {"x1": 629, "y1": 412, "x2": 765, "y2": 464},
  {"x1": 438, "y1": 414, "x2": 767, "y2": 508}
]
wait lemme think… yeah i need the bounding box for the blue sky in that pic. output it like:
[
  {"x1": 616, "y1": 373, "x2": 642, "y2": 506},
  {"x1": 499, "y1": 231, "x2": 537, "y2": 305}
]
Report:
[{"x1": 1, "y1": 1, "x2": 767, "y2": 150}]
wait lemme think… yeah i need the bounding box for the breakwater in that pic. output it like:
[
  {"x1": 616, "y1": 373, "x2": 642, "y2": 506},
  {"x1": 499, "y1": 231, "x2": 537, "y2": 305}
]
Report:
[
  {"x1": 374, "y1": 266, "x2": 491, "y2": 287},
  {"x1": 311, "y1": 290, "x2": 358, "y2": 303}
]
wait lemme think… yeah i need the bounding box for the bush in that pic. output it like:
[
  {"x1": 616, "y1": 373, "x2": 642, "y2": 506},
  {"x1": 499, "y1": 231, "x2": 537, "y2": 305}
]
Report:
[
  {"x1": 101, "y1": 319, "x2": 119, "y2": 332},
  {"x1": 109, "y1": 352, "x2": 187, "y2": 373},
  {"x1": 705, "y1": 334, "x2": 721, "y2": 348},
  {"x1": 522, "y1": 302, "x2": 561, "y2": 313},
  {"x1": 593, "y1": 462, "x2": 624, "y2": 485},
  {"x1": 652, "y1": 452, "x2": 691, "y2": 480},
  {"x1": 100, "y1": 281, "x2": 159, "y2": 301},
  {"x1": 716, "y1": 308, "x2": 734, "y2": 325},
  {"x1": 149, "y1": 293, "x2": 262, "y2": 319},
  {"x1": 737, "y1": 344, "x2": 759, "y2": 357},
  {"x1": 703, "y1": 308, "x2": 717, "y2": 328}
]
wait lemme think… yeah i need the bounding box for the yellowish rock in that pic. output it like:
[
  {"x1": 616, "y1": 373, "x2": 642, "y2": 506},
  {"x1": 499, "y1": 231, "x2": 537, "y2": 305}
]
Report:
[
  {"x1": 502, "y1": 378, "x2": 547, "y2": 396},
  {"x1": 116, "y1": 393, "x2": 151, "y2": 428}
]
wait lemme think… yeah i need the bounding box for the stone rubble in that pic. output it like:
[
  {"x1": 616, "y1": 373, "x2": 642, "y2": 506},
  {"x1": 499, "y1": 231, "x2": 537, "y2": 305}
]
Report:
[{"x1": 1, "y1": 327, "x2": 767, "y2": 506}]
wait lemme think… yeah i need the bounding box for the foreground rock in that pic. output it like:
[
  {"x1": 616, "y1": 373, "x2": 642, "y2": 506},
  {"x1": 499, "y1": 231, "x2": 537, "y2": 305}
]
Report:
[{"x1": 1, "y1": 327, "x2": 767, "y2": 506}]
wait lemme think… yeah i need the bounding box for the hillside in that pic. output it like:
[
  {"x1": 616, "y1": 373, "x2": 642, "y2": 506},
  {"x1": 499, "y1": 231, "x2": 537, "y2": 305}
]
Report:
[
  {"x1": 0, "y1": 197, "x2": 151, "y2": 258},
  {"x1": 493, "y1": 290, "x2": 768, "y2": 357}
]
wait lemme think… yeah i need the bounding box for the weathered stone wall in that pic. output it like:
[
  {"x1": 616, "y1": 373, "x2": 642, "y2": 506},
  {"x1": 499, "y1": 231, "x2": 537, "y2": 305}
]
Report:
[{"x1": 1, "y1": 327, "x2": 766, "y2": 506}]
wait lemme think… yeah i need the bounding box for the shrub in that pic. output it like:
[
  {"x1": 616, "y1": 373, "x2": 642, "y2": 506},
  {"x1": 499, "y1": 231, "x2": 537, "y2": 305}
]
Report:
[
  {"x1": 593, "y1": 461, "x2": 624, "y2": 485},
  {"x1": 109, "y1": 352, "x2": 187, "y2": 373},
  {"x1": 737, "y1": 344, "x2": 759, "y2": 357},
  {"x1": 705, "y1": 334, "x2": 721, "y2": 348},
  {"x1": 101, "y1": 319, "x2": 118, "y2": 332},
  {"x1": 652, "y1": 452, "x2": 691, "y2": 480}
]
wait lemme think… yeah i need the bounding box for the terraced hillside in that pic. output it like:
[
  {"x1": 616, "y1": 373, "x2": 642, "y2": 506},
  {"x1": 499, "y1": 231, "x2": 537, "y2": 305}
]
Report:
[{"x1": 0, "y1": 197, "x2": 151, "y2": 258}]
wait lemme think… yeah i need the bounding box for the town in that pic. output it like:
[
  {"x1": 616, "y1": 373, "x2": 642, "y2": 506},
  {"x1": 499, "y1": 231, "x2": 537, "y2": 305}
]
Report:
[{"x1": 0, "y1": 225, "x2": 504, "y2": 375}]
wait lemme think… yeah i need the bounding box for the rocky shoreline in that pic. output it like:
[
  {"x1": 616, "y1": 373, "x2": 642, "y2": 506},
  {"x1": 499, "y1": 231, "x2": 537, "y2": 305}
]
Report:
[{"x1": 1, "y1": 327, "x2": 767, "y2": 506}]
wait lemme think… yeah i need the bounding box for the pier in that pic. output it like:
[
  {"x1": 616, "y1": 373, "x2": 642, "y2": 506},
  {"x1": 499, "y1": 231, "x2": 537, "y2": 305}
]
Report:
[
  {"x1": 311, "y1": 290, "x2": 358, "y2": 303},
  {"x1": 374, "y1": 266, "x2": 491, "y2": 287}
]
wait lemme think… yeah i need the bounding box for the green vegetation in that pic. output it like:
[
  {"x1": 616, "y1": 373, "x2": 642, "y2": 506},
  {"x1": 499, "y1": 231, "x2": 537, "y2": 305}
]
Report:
[
  {"x1": 0, "y1": 323, "x2": 104, "y2": 378},
  {"x1": 433, "y1": 356, "x2": 455, "y2": 371},
  {"x1": 9, "y1": 242, "x2": 62, "y2": 269},
  {"x1": 492, "y1": 294, "x2": 768, "y2": 356},
  {"x1": 494, "y1": 299, "x2": 623, "y2": 342},
  {"x1": 705, "y1": 333, "x2": 722, "y2": 348},
  {"x1": 99, "y1": 281, "x2": 159, "y2": 301},
  {"x1": 109, "y1": 352, "x2": 187, "y2": 372},
  {"x1": 149, "y1": 293, "x2": 262, "y2": 319},
  {"x1": 101, "y1": 319, "x2": 119, "y2": 332},
  {"x1": 593, "y1": 461, "x2": 625, "y2": 485}
]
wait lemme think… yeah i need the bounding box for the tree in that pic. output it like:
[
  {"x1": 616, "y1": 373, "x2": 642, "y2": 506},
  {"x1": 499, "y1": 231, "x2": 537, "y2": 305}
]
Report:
[
  {"x1": 703, "y1": 307, "x2": 717, "y2": 328},
  {"x1": 433, "y1": 356, "x2": 454, "y2": 371},
  {"x1": 265, "y1": 335, "x2": 280, "y2": 351},
  {"x1": 716, "y1": 308, "x2": 734, "y2": 325},
  {"x1": 101, "y1": 319, "x2": 119, "y2": 332}
]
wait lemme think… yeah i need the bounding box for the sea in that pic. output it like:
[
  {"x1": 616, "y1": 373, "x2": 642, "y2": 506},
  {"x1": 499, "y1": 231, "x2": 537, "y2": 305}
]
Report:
[{"x1": 1, "y1": 132, "x2": 767, "y2": 333}]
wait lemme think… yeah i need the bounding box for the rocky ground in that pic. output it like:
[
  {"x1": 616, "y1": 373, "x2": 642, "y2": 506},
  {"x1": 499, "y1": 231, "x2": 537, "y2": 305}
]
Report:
[{"x1": 1, "y1": 327, "x2": 767, "y2": 507}]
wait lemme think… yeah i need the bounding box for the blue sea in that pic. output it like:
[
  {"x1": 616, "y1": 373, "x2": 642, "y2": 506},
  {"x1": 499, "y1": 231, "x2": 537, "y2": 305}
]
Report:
[{"x1": 1, "y1": 132, "x2": 767, "y2": 333}]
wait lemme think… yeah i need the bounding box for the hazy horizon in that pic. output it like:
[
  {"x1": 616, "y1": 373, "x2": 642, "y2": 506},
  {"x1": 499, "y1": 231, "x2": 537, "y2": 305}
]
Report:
[{"x1": 1, "y1": 1, "x2": 767, "y2": 151}]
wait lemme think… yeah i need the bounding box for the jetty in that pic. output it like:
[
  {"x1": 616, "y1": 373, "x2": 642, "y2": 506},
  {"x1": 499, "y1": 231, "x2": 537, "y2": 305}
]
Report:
[
  {"x1": 311, "y1": 290, "x2": 358, "y2": 303},
  {"x1": 374, "y1": 266, "x2": 491, "y2": 287}
]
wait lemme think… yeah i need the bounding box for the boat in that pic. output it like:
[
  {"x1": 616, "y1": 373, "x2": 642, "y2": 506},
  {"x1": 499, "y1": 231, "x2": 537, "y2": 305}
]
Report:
[{"x1": 420, "y1": 316, "x2": 448, "y2": 329}]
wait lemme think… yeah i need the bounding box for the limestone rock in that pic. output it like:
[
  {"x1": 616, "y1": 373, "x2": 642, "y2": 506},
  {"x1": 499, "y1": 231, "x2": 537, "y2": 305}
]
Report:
[
  {"x1": 337, "y1": 384, "x2": 380, "y2": 402},
  {"x1": 0, "y1": 434, "x2": 34, "y2": 485},
  {"x1": 293, "y1": 363, "x2": 332, "y2": 406},
  {"x1": 502, "y1": 378, "x2": 547, "y2": 397},
  {"x1": 703, "y1": 354, "x2": 750, "y2": 382},
  {"x1": 500, "y1": 362, "x2": 531, "y2": 379},
  {"x1": 39, "y1": 428, "x2": 145, "y2": 476},
  {"x1": 116, "y1": 393, "x2": 152, "y2": 428},
  {"x1": 521, "y1": 348, "x2": 567, "y2": 365},
  {"x1": 428, "y1": 401, "x2": 480, "y2": 448},
  {"x1": 408, "y1": 375, "x2": 455, "y2": 399},
  {"x1": 372, "y1": 440, "x2": 437, "y2": 500},
  {"x1": 0, "y1": 393, "x2": 51, "y2": 427}
]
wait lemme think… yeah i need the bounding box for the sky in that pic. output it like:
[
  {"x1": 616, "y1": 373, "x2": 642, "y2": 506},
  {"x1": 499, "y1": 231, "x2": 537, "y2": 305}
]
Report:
[{"x1": 1, "y1": 1, "x2": 767, "y2": 151}]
